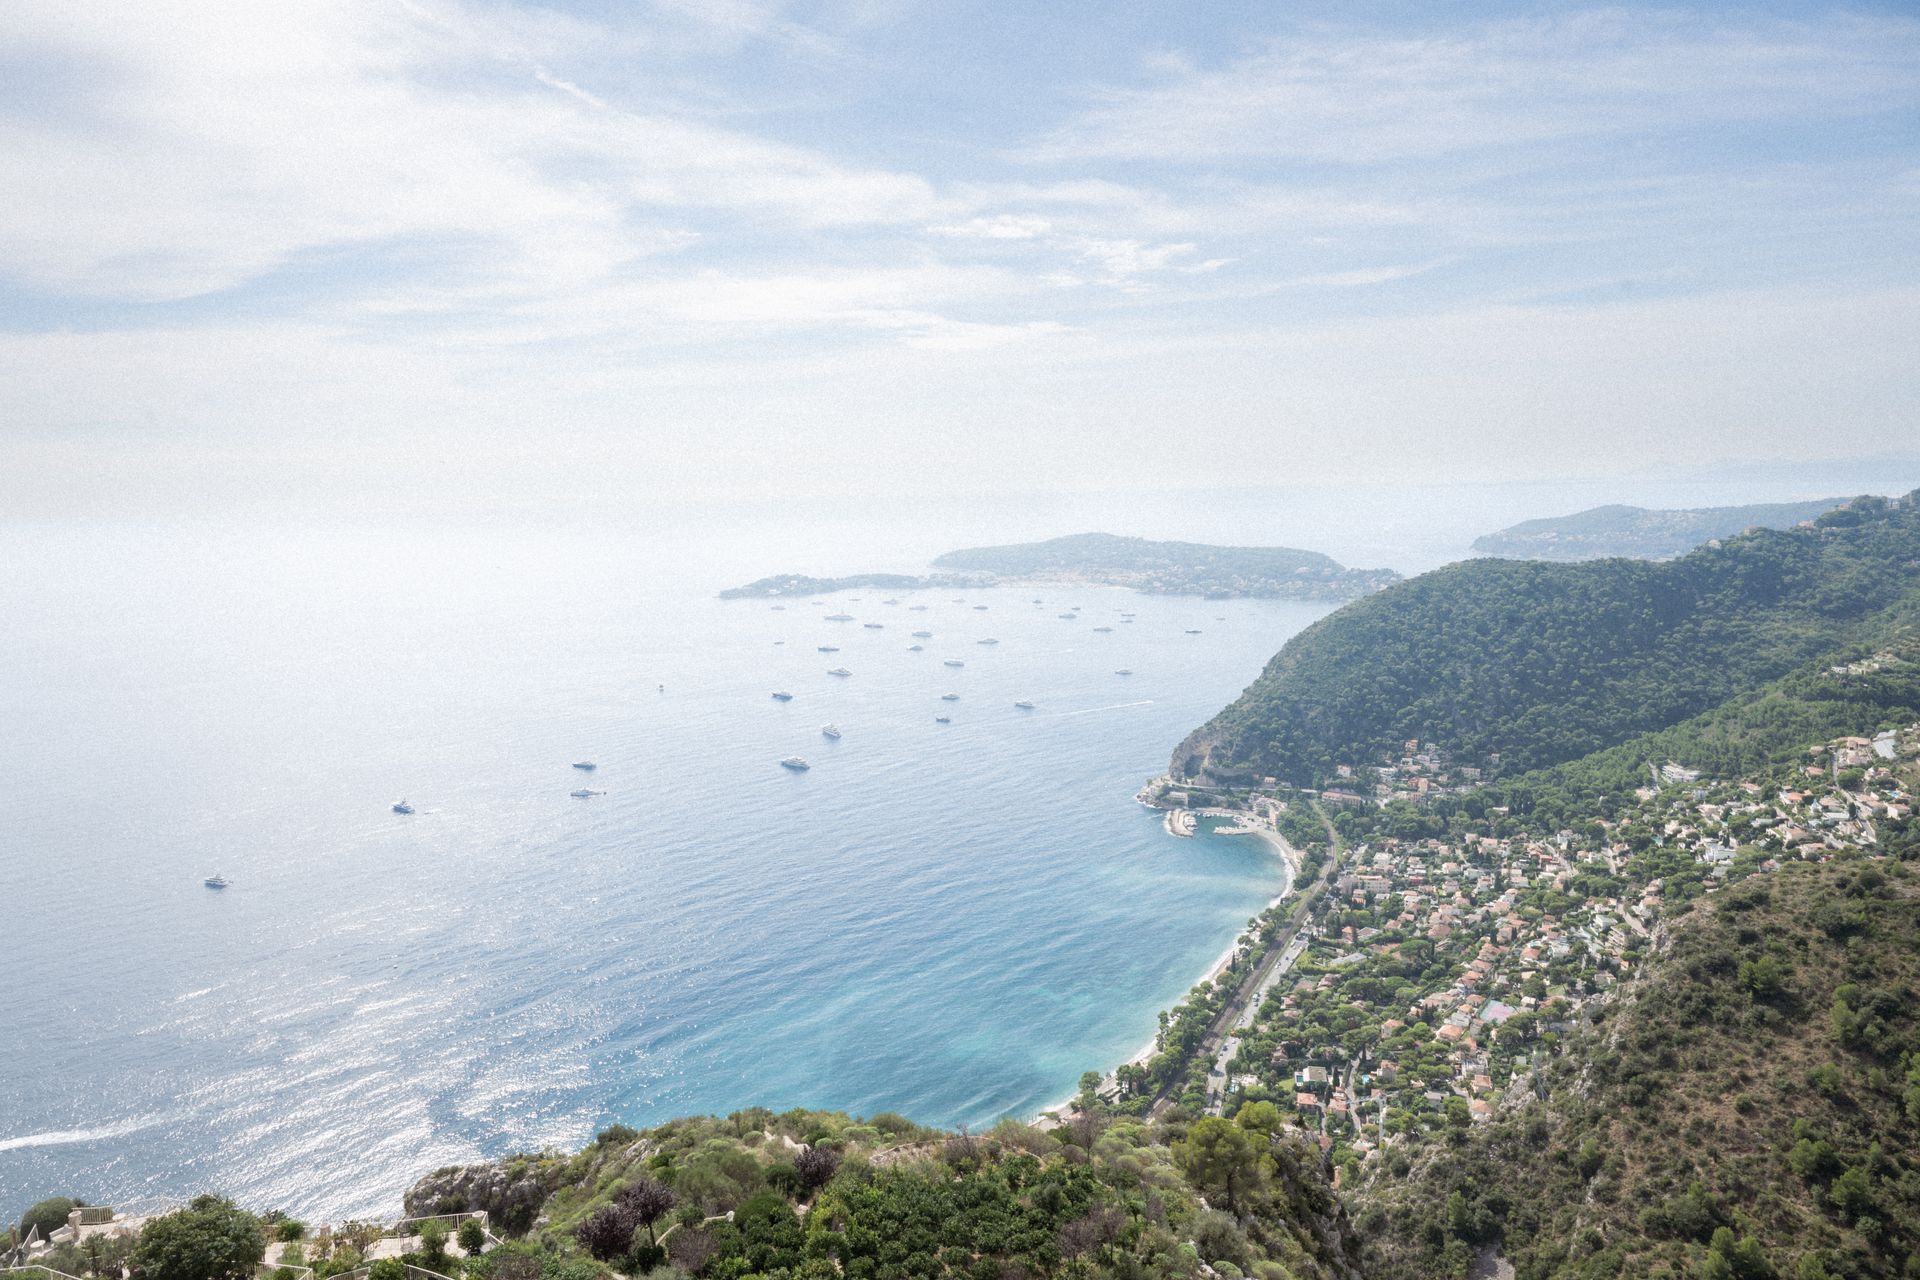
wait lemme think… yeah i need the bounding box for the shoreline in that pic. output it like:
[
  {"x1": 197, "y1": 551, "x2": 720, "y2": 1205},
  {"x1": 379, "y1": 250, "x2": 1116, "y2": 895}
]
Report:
[{"x1": 1032, "y1": 814, "x2": 1300, "y2": 1122}]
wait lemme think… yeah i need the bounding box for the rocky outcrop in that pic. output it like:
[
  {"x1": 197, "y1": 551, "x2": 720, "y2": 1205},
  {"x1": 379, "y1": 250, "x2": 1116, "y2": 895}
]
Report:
[{"x1": 403, "y1": 1157, "x2": 563, "y2": 1235}]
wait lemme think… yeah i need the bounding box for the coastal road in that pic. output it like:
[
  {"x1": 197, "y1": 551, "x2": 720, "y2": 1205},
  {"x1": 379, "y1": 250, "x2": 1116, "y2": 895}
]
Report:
[{"x1": 1152, "y1": 803, "x2": 1349, "y2": 1120}]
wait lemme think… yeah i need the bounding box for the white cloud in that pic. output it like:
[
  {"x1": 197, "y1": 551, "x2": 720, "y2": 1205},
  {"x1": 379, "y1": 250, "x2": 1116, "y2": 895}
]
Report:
[
  {"x1": 0, "y1": 0, "x2": 943, "y2": 301},
  {"x1": 1027, "y1": 12, "x2": 1920, "y2": 164},
  {"x1": 927, "y1": 215, "x2": 1053, "y2": 240}
]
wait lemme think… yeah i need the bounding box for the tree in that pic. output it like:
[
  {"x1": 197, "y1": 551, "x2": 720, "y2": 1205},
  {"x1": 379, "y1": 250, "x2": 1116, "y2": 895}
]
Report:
[
  {"x1": 792, "y1": 1146, "x2": 841, "y2": 1195},
  {"x1": 616, "y1": 1176, "x2": 675, "y2": 1247},
  {"x1": 130, "y1": 1197, "x2": 265, "y2": 1280},
  {"x1": 1740, "y1": 955, "x2": 1787, "y2": 1002},
  {"x1": 1827, "y1": 1166, "x2": 1872, "y2": 1222},
  {"x1": 573, "y1": 1205, "x2": 634, "y2": 1262},
  {"x1": 1233, "y1": 1101, "x2": 1281, "y2": 1136},
  {"x1": 1173, "y1": 1116, "x2": 1262, "y2": 1212},
  {"x1": 416, "y1": 1218, "x2": 448, "y2": 1267},
  {"x1": 455, "y1": 1219, "x2": 485, "y2": 1255},
  {"x1": 20, "y1": 1198, "x2": 82, "y2": 1242}
]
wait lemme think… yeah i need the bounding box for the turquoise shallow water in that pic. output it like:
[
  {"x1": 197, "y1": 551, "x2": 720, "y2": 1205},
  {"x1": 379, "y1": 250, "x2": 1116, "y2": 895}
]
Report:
[{"x1": 0, "y1": 520, "x2": 1320, "y2": 1220}]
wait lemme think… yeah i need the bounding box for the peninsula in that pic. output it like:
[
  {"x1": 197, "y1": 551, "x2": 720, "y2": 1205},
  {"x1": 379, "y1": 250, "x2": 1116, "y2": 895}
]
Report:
[
  {"x1": 1471, "y1": 496, "x2": 1847, "y2": 561},
  {"x1": 721, "y1": 532, "x2": 1400, "y2": 602}
]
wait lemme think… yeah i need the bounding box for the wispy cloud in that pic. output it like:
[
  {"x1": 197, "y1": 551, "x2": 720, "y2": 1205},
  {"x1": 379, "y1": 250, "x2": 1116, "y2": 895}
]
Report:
[
  {"x1": 0, "y1": 3, "x2": 1915, "y2": 507},
  {"x1": 1025, "y1": 12, "x2": 1920, "y2": 164},
  {"x1": 0, "y1": 0, "x2": 942, "y2": 302}
]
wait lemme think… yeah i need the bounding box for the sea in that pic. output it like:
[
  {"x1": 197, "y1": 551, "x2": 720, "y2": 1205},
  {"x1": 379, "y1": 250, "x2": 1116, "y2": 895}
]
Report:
[{"x1": 4, "y1": 466, "x2": 1907, "y2": 1221}]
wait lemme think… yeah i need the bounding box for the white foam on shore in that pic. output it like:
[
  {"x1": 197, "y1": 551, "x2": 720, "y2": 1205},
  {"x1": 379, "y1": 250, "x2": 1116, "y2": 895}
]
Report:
[{"x1": 1032, "y1": 817, "x2": 1297, "y2": 1122}]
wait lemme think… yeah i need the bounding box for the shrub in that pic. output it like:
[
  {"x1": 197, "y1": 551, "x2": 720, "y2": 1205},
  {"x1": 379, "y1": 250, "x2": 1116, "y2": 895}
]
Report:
[{"x1": 130, "y1": 1196, "x2": 265, "y2": 1280}]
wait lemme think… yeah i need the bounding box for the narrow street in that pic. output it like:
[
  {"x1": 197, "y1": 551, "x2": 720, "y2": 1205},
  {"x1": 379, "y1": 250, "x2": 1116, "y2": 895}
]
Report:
[{"x1": 1152, "y1": 803, "x2": 1349, "y2": 1119}]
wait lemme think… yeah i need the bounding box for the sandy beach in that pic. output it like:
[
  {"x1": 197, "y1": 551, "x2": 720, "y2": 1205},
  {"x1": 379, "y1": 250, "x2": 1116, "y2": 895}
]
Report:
[{"x1": 1032, "y1": 815, "x2": 1299, "y2": 1122}]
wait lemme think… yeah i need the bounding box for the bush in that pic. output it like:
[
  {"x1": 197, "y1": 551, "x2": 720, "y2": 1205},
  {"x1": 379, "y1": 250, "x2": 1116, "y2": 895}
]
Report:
[
  {"x1": 130, "y1": 1197, "x2": 265, "y2": 1280},
  {"x1": 19, "y1": 1198, "x2": 82, "y2": 1242},
  {"x1": 455, "y1": 1218, "x2": 485, "y2": 1254}
]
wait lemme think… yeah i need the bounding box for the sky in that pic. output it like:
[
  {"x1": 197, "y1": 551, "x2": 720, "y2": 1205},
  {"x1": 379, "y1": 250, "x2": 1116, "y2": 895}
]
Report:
[{"x1": 2, "y1": 0, "x2": 1917, "y2": 516}]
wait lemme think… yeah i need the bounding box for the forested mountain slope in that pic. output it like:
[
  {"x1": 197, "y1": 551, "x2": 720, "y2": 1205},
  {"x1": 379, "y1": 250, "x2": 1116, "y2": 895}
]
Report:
[
  {"x1": 1356, "y1": 857, "x2": 1920, "y2": 1280},
  {"x1": 1472, "y1": 498, "x2": 1847, "y2": 561},
  {"x1": 1175, "y1": 493, "x2": 1920, "y2": 787}
]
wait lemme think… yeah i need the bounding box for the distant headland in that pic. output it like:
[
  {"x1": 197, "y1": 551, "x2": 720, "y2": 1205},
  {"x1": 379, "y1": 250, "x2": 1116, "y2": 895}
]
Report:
[
  {"x1": 721, "y1": 531, "x2": 1400, "y2": 602},
  {"x1": 1471, "y1": 496, "x2": 1848, "y2": 561}
]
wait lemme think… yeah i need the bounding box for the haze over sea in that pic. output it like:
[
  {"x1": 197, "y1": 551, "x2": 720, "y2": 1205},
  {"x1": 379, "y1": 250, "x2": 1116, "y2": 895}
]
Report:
[{"x1": 4, "y1": 467, "x2": 1907, "y2": 1222}]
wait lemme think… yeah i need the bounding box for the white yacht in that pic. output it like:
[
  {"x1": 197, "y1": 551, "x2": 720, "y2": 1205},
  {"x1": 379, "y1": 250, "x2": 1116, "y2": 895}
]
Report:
[
  {"x1": 828, "y1": 667, "x2": 853, "y2": 677},
  {"x1": 203, "y1": 874, "x2": 229, "y2": 889},
  {"x1": 781, "y1": 757, "x2": 810, "y2": 771},
  {"x1": 821, "y1": 725, "x2": 842, "y2": 739}
]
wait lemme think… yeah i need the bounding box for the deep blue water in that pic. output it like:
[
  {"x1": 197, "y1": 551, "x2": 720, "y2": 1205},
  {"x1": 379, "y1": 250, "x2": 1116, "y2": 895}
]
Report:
[{"x1": 0, "y1": 520, "x2": 1323, "y2": 1221}]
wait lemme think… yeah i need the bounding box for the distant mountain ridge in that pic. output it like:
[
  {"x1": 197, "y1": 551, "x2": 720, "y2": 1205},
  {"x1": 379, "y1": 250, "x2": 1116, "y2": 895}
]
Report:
[
  {"x1": 1176, "y1": 493, "x2": 1920, "y2": 787},
  {"x1": 723, "y1": 532, "x2": 1400, "y2": 602},
  {"x1": 1473, "y1": 497, "x2": 1849, "y2": 561}
]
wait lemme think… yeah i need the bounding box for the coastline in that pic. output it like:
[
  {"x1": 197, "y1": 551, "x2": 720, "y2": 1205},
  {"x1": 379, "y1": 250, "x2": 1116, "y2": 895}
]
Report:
[{"x1": 1032, "y1": 815, "x2": 1300, "y2": 1122}]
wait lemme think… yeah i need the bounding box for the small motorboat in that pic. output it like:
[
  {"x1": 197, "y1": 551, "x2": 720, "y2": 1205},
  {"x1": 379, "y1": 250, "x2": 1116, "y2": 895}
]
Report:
[
  {"x1": 781, "y1": 757, "x2": 811, "y2": 771},
  {"x1": 828, "y1": 667, "x2": 853, "y2": 677},
  {"x1": 1185, "y1": 629, "x2": 1202, "y2": 635},
  {"x1": 821, "y1": 725, "x2": 842, "y2": 739},
  {"x1": 934, "y1": 716, "x2": 951, "y2": 724},
  {"x1": 203, "y1": 874, "x2": 229, "y2": 889},
  {"x1": 862, "y1": 623, "x2": 884, "y2": 630},
  {"x1": 972, "y1": 605, "x2": 988, "y2": 611},
  {"x1": 818, "y1": 645, "x2": 840, "y2": 653},
  {"x1": 941, "y1": 692, "x2": 960, "y2": 701},
  {"x1": 392, "y1": 800, "x2": 415, "y2": 814},
  {"x1": 572, "y1": 761, "x2": 596, "y2": 771},
  {"x1": 912, "y1": 630, "x2": 933, "y2": 638},
  {"x1": 570, "y1": 788, "x2": 603, "y2": 799},
  {"x1": 1115, "y1": 669, "x2": 1133, "y2": 676},
  {"x1": 977, "y1": 638, "x2": 998, "y2": 645},
  {"x1": 1014, "y1": 700, "x2": 1035, "y2": 709},
  {"x1": 908, "y1": 644, "x2": 924, "y2": 651},
  {"x1": 943, "y1": 659, "x2": 965, "y2": 668},
  {"x1": 1092, "y1": 626, "x2": 1113, "y2": 632},
  {"x1": 825, "y1": 613, "x2": 854, "y2": 622},
  {"x1": 772, "y1": 691, "x2": 795, "y2": 701}
]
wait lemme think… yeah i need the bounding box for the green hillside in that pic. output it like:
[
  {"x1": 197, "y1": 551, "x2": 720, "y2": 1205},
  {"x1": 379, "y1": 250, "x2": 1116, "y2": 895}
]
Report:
[
  {"x1": 931, "y1": 533, "x2": 1398, "y2": 600},
  {"x1": 404, "y1": 1108, "x2": 1366, "y2": 1280},
  {"x1": 1472, "y1": 498, "x2": 1848, "y2": 561},
  {"x1": 1356, "y1": 856, "x2": 1920, "y2": 1280},
  {"x1": 1175, "y1": 493, "x2": 1920, "y2": 788}
]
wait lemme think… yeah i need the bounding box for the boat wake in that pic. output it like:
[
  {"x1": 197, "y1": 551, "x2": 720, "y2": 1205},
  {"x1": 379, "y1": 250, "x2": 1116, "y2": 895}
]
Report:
[
  {"x1": 1049, "y1": 700, "x2": 1155, "y2": 718},
  {"x1": 0, "y1": 1115, "x2": 166, "y2": 1153}
]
